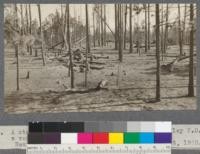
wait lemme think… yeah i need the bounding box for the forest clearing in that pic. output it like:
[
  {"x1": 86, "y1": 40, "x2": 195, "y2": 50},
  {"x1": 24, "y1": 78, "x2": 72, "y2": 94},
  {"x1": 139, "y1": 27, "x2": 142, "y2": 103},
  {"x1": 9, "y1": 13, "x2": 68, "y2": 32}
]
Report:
[{"x1": 4, "y1": 4, "x2": 197, "y2": 113}]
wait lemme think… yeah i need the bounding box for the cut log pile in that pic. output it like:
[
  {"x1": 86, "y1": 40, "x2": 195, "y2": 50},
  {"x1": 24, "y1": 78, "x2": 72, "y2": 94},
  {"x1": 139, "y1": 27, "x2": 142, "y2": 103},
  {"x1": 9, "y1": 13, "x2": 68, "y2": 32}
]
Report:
[{"x1": 53, "y1": 48, "x2": 109, "y2": 72}]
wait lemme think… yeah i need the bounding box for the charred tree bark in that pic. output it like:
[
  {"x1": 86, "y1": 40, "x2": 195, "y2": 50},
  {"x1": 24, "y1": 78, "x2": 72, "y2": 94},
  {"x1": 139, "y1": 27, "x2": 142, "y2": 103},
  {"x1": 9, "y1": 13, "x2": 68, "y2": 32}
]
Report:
[
  {"x1": 188, "y1": 4, "x2": 194, "y2": 97},
  {"x1": 129, "y1": 4, "x2": 133, "y2": 53},
  {"x1": 37, "y1": 4, "x2": 46, "y2": 66},
  {"x1": 155, "y1": 4, "x2": 160, "y2": 101}
]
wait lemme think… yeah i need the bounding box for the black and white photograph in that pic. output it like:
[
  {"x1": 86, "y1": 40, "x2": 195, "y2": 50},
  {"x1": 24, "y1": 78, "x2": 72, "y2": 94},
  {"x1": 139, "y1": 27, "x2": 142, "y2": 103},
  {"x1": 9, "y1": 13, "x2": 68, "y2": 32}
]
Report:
[{"x1": 4, "y1": 3, "x2": 197, "y2": 113}]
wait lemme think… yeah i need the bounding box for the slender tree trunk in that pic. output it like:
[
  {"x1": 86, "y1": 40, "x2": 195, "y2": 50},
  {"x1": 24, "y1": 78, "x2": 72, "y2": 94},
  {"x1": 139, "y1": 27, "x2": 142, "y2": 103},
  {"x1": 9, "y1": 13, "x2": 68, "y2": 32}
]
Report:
[
  {"x1": 178, "y1": 4, "x2": 183, "y2": 55},
  {"x1": 124, "y1": 4, "x2": 127, "y2": 49},
  {"x1": 115, "y1": 4, "x2": 118, "y2": 50},
  {"x1": 144, "y1": 4, "x2": 148, "y2": 53},
  {"x1": 67, "y1": 4, "x2": 74, "y2": 88},
  {"x1": 129, "y1": 4, "x2": 133, "y2": 53},
  {"x1": 118, "y1": 4, "x2": 123, "y2": 62},
  {"x1": 29, "y1": 4, "x2": 32, "y2": 55},
  {"x1": 147, "y1": 4, "x2": 150, "y2": 50},
  {"x1": 188, "y1": 4, "x2": 194, "y2": 97},
  {"x1": 155, "y1": 4, "x2": 160, "y2": 101},
  {"x1": 85, "y1": 4, "x2": 90, "y2": 87},
  {"x1": 14, "y1": 4, "x2": 19, "y2": 91},
  {"x1": 161, "y1": 4, "x2": 164, "y2": 60},
  {"x1": 183, "y1": 4, "x2": 187, "y2": 45},
  {"x1": 20, "y1": 4, "x2": 24, "y2": 36},
  {"x1": 97, "y1": 5, "x2": 101, "y2": 46},
  {"x1": 25, "y1": 5, "x2": 29, "y2": 35},
  {"x1": 93, "y1": 10, "x2": 96, "y2": 47},
  {"x1": 100, "y1": 4, "x2": 103, "y2": 46},
  {"x1": 37, "y1": 4, "x2": 46, "y2": 66},
  {"x1": 104, "y1": 4, "x2": 106, "y2": 46},
  {"x1": 164, "y1": 4, "x2": 169, "y2": 53}
]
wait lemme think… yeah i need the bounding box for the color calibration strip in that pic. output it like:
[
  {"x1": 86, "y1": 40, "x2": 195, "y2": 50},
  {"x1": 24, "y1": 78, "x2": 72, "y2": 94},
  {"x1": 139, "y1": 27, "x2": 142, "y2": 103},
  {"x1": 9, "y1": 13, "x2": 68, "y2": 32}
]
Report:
[{"x1": 28, "y1": 121, "x2": 172, "y2": 144}]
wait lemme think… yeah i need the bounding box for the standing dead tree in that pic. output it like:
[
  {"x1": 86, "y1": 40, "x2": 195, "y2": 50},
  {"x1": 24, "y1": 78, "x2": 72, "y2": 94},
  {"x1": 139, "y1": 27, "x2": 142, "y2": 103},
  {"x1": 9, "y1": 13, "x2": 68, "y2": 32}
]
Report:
[
  {"x1": 37, "y1": 4, "x2": 46, "y2": 66},
  {"x1": 155, "y1": 4, "x2": 160, "y2": 101},
  {"x1": 118, "y1": 4, "x2": 123, "y2": 62},
  {"x1": 178, "y1": 4, "x2": 183, "y2": 55},
  {"x1": 188, "y1": 4, "x2": 194, "y2": 97},
  {"x1": 147, "y1": 4, "x2": 150, "y2": 50},
  {"x1": 144, "y1": 4, "x2": 148, "y2": 53},
  {"x1": 14, "y1": 4, "x2": 19, "y2": 91},
  {"x1": 28, "y1": 4, "x2": 33, "y2": 55},
  {"x1": 85, "y1": 4, "x2": 90, "y2": 87},
  {"x1": 124, "y1": 4, "x2": 128, "y2": 49},
  {"x1": 66, "y1": 4, "x2": 74, "y2": 88},
  {"x1": 129, "y1": 4, "x2": 133, "y2": 53},
  {"x1": 115, "y1": 4, "x2": 119, "y2": 50},
  {"x1": 103, "y1": 4, "x2": 106, "y2": 46},
  {"x1": 163, "y1": 4, "x2": 169, "y2": 54}
]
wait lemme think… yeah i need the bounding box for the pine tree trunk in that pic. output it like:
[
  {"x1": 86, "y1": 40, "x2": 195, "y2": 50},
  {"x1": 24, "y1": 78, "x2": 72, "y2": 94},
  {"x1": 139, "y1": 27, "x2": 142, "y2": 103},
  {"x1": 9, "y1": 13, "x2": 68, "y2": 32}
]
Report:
[
  {"x1": 144, "y1": 4, "x2": 148, "y2": 53},
  {"x1": 85, "y1": 4, "x2": 90, "y2": 87},
  {"x1": 183, "y1": 4, "x2": 187, "y2": 45},
  {"x1": 129, "y1": 4, "x2": 133, "y2": 53},
  {"x1": 163, "y1": 4, "x2": 169, "y2": 53},
  {"x1": 100, "y1": 4, "x2": 103, "y2": 46},
  {"x1": 37, "y1": 4, "x2": 46, "y2": 66},
  {"x1": 67, "y1": 4, "x2": 74, "y2": 88},
  {"x1": 104, "y1": 4, "x2": 106, "y2": 46},
  {"x1": 178, "y1": 4, "x2": 183, "y2": 55},
  {"x1": 147, "y1": 4, "x2": 151, "y2": 50},
  {"x1": 15, "y1": 4, "x2": 19, "y2": 91},
  {"x1": 124, "y1": 4, "x2": 127, "y2": 49},
  {"x1": 93, "y1": 10, "x2": 96, "y2": 47},
  {"x1": 115, "y1": 4, "x2": 118, "y2": 50},
  {"x1": 155, "y1": 4, "x2": 160, "y2": 101},
  {"x1": 29, "y1": 4, "x2": 32, "y2": 55},
  {"x1": 118, "y1": 4, "x2": 123, "y2": 62},
  {"x1": 161, "y1": 4, "x2": 164, "y2": 60},
  {"x1": 188, "y1": 4, "x2": 194, "y2": 97}
]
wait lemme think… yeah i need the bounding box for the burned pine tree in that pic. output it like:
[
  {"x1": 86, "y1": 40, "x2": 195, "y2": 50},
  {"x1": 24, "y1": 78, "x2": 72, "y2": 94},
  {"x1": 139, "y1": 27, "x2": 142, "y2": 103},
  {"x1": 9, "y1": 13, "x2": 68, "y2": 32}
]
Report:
[
  {"x1": 163, "y1": 4, "x2": 169, "y2": 54},
  {"x1": 29, "y1": 4, "x2": 33, "y2": 55},
  {"x1": 14, "y1": 4, "x2": 20, "y2": 91},
  {"x1": 37, "y1": 4, "x2": 46, "y2": 66},
  {"x1": 85, "y1": 4, "x2": 90, "y2": 87},
  {"x1": 147, "y1": 4, "x2": 151, "y2": 50},
  {"x1": 178, "y1": 4, "x2": 183, "y2": 55},
  {"x1": 124, "y1": 4, "x2": 128, "y2": 49},
  {"x1": 155, "y1": 4, "x2": 160, "y2": 101},
  {"x1": 144, "y1": 4, "x2": 148, "y2": 53},
  {"x1": 129, "y1": 4, "x2": 133, "y2": 53},
  {"x1": 188, "y1": 4, "x2": 194, "y2": 97}
]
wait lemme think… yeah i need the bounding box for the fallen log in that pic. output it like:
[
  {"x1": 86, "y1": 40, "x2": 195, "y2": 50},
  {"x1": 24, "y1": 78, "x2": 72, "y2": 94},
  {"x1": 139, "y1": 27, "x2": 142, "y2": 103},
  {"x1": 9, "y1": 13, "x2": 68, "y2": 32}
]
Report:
[{"x1": 161, "y1": 54, "x2": 196, "y2": 72}]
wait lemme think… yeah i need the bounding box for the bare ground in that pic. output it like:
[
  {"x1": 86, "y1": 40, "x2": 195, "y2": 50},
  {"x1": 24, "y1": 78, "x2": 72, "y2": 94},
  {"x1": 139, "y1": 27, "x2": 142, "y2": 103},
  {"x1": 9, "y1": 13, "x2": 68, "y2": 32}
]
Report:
[{"x1": 4, "y1": 45, "x2": 197, "y2": 113}]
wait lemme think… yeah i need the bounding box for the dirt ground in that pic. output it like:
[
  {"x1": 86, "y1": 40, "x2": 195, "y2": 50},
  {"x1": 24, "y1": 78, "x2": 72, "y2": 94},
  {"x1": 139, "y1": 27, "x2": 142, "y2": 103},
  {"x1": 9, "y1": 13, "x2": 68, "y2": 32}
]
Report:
[{"x1": 4, "y1": 44, "x2": 197, "y2": 113}]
